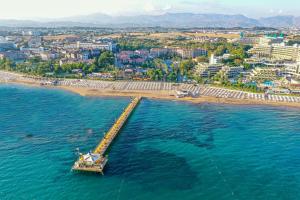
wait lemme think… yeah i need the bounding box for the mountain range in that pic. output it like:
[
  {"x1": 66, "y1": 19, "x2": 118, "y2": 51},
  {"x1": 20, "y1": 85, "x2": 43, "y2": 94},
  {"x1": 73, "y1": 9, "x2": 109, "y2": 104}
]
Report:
[{"x1": 1, "y1": 13, "x2": 300, "y2": 28}]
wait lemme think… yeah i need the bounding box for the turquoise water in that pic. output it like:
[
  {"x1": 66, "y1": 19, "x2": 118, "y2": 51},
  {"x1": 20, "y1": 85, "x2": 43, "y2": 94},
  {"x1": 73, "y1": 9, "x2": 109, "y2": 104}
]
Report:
[{"x1": 1, "y1": 84, "x2": 300, "y2": 200}]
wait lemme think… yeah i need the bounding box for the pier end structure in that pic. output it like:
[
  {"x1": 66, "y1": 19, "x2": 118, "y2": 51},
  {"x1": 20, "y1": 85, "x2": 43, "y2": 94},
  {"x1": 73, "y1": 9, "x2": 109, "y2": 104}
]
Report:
[{"x1": 72, "y1": 96, "x2": 142, "y2": 174}]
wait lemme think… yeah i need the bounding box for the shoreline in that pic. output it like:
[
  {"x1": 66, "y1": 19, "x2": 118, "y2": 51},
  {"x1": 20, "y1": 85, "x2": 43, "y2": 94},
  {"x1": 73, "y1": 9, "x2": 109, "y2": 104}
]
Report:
[
  {"x1": 2, "y1": 78, "x2": 300, "y2": 109},
  {"x1": 60, "y1": 86, "x2": 300, "y2": 108}
]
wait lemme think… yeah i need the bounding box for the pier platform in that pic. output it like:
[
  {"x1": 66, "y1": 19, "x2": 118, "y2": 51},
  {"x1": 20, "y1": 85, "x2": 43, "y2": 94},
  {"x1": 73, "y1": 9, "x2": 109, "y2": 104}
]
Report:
[{"x1": 72, "y1": 96, "x2": 142, "y2": 174}]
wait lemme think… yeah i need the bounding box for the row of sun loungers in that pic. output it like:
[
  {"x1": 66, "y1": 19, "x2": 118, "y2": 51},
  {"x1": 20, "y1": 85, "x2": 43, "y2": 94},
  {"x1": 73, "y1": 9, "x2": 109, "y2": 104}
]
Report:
[
  {"x1": 1, "y1": 71, "x2": 300, "y2": 103},
  {"x1": 200, "y1": 87, "x2": 300, "y2": 103},
  {"x1": 57, "y1": 80, "x2": 177, "y2": 91}
]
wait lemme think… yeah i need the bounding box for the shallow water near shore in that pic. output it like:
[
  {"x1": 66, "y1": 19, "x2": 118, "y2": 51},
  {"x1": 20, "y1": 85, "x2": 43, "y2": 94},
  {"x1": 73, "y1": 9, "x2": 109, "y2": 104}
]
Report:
[{"x1": 1, "y1": 84, "x2": 300, "y2": 200}]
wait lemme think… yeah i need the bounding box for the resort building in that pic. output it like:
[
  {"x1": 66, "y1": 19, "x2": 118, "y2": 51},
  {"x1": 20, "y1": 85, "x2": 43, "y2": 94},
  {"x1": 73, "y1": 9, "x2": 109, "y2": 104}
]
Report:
[
  {"x1": 284, "y1": 61, "x2": 300, "y2": 80},
  {"x1": 116, "y1": 50, "x2": 149, "y2": 66},
  {"x1": 272, "y1": 44, "x2": 300, "y2": 61},
  {"x1": 62, "y1": 49, "x2": 101, "y2": 61},
  {"x1": 176, "y1": 48, "x2": 207, "y2": 59},
  {"x1": 250, "y1": 67, "x2": 281, "y2": 81},
  {"x1": 222, "y1": 66, "x2": 244, "y2": 78},
  {"x1": 248, "y1": 36, "x2": 300, "y2": 62},
  {"x1": 195, "y1": 63, "x2": 223, "y2": 78},
  {"x1": 248, "y1": 45, "x2": 272, "y2": 58},
  {"x1": 209, "y1": 54, "x2": 218, "y2": 65},
  {"x1": 150, "y1": 48, "x2": 173, "y2": 58}
]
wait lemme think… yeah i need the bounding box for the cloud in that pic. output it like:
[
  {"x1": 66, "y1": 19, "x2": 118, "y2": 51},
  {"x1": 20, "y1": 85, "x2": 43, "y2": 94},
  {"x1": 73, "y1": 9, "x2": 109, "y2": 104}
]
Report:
[{"x1": 143, "y1": 1, "x2": 172, "y2": 15}]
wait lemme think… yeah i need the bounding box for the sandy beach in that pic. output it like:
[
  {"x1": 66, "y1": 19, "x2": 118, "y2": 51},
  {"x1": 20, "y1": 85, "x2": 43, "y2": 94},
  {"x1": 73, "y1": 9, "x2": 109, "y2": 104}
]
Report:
[
  {"x1": 1, "y1": 70, "x2": 300, "y2": 109},
  {"x1": 59, "y1": 85, "x2": 300, "y2": 108}
]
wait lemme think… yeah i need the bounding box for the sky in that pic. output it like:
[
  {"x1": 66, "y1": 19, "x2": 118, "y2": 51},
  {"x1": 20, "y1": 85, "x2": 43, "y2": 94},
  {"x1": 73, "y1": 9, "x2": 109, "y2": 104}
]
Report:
[{"x1": 0, "y1": 0, "x2": 299, "y2": 20}]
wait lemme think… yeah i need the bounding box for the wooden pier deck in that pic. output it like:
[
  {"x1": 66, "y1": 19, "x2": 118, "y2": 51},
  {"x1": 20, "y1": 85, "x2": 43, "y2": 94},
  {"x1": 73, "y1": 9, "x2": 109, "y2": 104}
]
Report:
[
  {"x1": 93, "y1": 96, "x2": 142, "y2": 155},
  {"x1": 72, "y1": 96, "x2": 142, "y2": 174}
]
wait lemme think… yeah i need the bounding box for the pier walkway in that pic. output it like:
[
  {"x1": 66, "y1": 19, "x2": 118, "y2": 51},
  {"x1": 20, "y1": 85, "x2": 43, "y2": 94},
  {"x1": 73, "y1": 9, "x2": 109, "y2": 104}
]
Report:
[
  {"x1": 72, "y1": 96, "x2": 142, "y2": 174},
  {"x1": 94, "y1": 96, "x2": 141, "y2": 155}
]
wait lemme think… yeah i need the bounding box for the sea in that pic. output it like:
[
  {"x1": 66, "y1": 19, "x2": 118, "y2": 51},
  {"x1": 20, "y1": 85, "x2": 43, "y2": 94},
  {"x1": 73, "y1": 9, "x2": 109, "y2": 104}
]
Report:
[{"x1": 0, "y1": 84, "x2": 300, "y2": 200}]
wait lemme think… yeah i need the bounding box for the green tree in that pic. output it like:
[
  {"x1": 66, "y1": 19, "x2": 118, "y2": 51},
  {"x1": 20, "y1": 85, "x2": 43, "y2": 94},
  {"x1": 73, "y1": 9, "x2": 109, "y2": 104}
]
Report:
[
  {"x1": 97, "y1": 51, "x2": 114, "y2": 68},
  {"x1": 146, "y1": 69, "x2": 156, "y2": 80},
  {"x1": 167, "y1": 72, "x2": 177, "y2": 82},
  {"x1": 179, "y1": 59, "x2": 196, "y2": 76},
  {"x1": 146, "y1": 68, "x2": 163, "y2": 81}
]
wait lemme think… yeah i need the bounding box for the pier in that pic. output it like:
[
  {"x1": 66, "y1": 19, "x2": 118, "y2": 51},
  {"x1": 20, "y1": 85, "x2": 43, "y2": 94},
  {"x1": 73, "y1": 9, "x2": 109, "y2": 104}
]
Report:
[{"x1": 72, "y1": 96, "x2": 142, "y2": 174}]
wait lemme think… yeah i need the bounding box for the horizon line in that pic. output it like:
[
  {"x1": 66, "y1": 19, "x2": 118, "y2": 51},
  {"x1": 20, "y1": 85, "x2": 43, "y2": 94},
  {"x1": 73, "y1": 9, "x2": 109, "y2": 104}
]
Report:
[{"x1": 0, "y1": 11, "x2": 298, "y2": 21}]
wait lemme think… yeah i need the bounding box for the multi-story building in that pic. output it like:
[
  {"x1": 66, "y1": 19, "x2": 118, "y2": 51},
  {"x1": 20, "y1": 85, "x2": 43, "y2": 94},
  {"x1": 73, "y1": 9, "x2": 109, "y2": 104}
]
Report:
[
  {"x1": 116, "y1": 50, "x2": 150, "y2": 66},
  {"x1": 259, "y1": 35, "x2": 284, "y2": 46},
  {"x1": 28, "y1": 37, "x2": 42, "y2": 48},
  {"x1": 248, "y1": 36, "x2": 300, "y2": 62},
  {"x1": 248, "y1": 45, "x2": 272, "y2": 58},
  {"x1": 195, "y1": 63, "x2": 223, "y2": 78},
  {"x1": 272, "y1": 44, "x2": 300, "y2": 61},
  {"x1": 209, "y1": 54, "x2": 218, "y2": 65},
  {"x1": 20, "y1": 47, "x2": 45, "y2": 55},
  {"x1": 135, "y1": 49, "x2": 149, "y2": 58},
  {"x1": 40, "y1": 51, "x2": 59, "y2": 61},
  {"x1": 176, "y1": 48, "x2": 207, "y2": 59},
  {"x1": 78, "y1": 51, "x2": 90, "y2": 61},
  {"x1": 0, "y1": 37, "x2": 16, "y2": 51},
  {"x1": 0, "y1": 51, "x2": 27, "y2": 61},
  {"x1": 59, "y1": 58, "x2": 94, "y2": 66},
  {"x1": 62, "y1": 49, "x2": 100, "y2": 61},
  {"x1": 63, "y1": 50, "x2": 78, "y2": 59},
  {"x1": 63, "y1": 44, "x2": 78, "y2": 49},
  {"x1": 76, "y1": 42, "x2": 116, "y2": 52},
  {"x1": 193, "y1": 48, "x2": 208, "y2": 58},
  {"x1": 150, "y1": 48, "x2": 175, "y2": 58},
  {"x1": 284, "y1": 61, "x2": 300, "y2": 80},
  {"x1": 236, "y1": 37, "x2": 259, "y2": 45},
  {"x1": 22, "y1": 31, "x2": 41, "y2": 36},
  {"x1": 222, "y1": 66, "x2": 244, "y2": 78},
  {"x1": 150, "y1": 48, "x2": 168, "y2": 57},
  {"x1": 250, "y1": 67, "x2": 281, "y2": 81}
]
